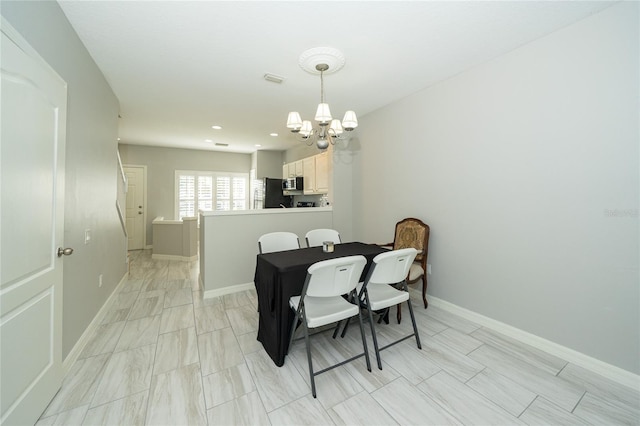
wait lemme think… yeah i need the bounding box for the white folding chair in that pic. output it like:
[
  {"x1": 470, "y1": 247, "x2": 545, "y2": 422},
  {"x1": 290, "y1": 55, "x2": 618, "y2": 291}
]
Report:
[
  {"x1": 305, "y1": 228, "x2": 341, "y2": 247},
  {"x1": 258, "y1": 231, "x2": 300, "y2": 254},
  {"x1": 288, "y1": 255, "x2": 371, "y2": 398},
  {"x1": 341, "y1": 248, "x2": 421, "y2": 370}
]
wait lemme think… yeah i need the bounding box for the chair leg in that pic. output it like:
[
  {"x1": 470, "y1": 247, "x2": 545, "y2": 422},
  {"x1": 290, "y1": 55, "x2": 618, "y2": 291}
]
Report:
[
  {"x1": 405, "y1": 290, "x2": 422, "y2": 350},
  {"x1": 355, "y1": 301, "x2": 372, "y2": 372},
  {"x1": 422, "y1": 275, "x2": 428, "y2": 308},
  {"x1": 364, "y1": 294, "x2": 383, "y2": 370},
  {"x1": 396, "y1": 303, "x2": 402, "y2": 324},
  {"x1": 302, "y1": 320, "x2": 316, "y2": 398}
]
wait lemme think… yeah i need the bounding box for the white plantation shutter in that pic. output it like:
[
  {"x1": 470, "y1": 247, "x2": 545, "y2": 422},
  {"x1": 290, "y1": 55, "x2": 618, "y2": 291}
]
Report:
[
  {"x1": 198, "y1": 176, "x2": 213, "y2": 212},
  {"x1": 178, "y1": 175, "x2": 196, "y2": 219},
  {"x1": 175, "y1": 171, "x2": 248, "y2": 218},
  {"x1": 216, "y1": 177, "x2": 231, "y2": 211},
  {"x1": 232, "y1": 177, "x2": 246, "y2": 210}
]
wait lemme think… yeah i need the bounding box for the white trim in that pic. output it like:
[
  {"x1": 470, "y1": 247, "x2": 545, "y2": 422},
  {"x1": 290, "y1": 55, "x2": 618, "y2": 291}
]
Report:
[
  {"x1": 428, "y1": 295, "x2": 640, "y2": 391},
  {"x1": 62, "y1": 272, "x2": 129, "y2": 373},
  {"x1": 204, "y1": 282, "x2": 255, "y2": 299},
  {"x1": 151, "y1": 253, "x2": 197, "y2": 262}
]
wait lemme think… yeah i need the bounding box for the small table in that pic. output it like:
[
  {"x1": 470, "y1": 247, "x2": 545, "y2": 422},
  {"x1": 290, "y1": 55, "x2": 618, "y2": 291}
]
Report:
[{"x1": 254, "y1": 242, "x2": 387, "y2": 366}]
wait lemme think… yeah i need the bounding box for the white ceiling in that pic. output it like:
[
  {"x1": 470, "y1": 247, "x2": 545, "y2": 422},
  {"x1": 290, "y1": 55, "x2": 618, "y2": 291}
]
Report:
[{"x1": 58, "y1": 1, "x2": 614, "y2": 154}]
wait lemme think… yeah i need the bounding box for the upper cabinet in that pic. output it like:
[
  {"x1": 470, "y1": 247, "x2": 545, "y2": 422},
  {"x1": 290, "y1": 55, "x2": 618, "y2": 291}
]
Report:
[
  {"x1": 303, "y1": 152, "x2": 329, "y2": 195},
  {"x1": 282, "y1": 160, "x2": 303, "y2": 179}
]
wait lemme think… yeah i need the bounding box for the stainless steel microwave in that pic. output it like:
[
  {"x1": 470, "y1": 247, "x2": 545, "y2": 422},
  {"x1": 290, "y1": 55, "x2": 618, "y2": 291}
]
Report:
[{"x1": 283, "y1": 177, "x2": 303, "y2": 191}]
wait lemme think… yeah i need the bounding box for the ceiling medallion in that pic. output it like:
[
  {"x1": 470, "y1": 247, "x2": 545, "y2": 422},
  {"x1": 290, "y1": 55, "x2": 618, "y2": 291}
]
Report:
[{"x1": 298, "y1": 47, "x2": 346, "y2": 75}]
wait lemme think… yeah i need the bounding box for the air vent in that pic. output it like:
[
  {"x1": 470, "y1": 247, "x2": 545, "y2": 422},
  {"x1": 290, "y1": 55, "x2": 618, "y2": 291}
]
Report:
[
  {"x1": 264, "y1": 73, "x2": 284, "y2": 84},
  {"x1": 215, "y1": 142, "x2": 229, "y2": 147}
]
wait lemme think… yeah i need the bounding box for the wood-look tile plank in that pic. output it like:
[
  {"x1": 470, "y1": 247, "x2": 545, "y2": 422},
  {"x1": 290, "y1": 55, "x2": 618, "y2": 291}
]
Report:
[
  {"x1": 128, "y1": 291, "x2": 165, "y2": 320},
  {"x1": 83, "y1": 391, "x2": 147, "y2": 426},
  {"x1": 372, "y1": 340, "x2": 441, "y2": 385},
  {"x1": 269, "y1": 394, "x2": 335, "y2": 425},
  {"x1": 328, "y1": 391, "x2": 398, "y2": 426},
  {"x1": 471, "y1": 327, "x2": 567, "y2": 375},
  {"x1": 43, "y1": 354, "x2": 110, "y2": 416},
  {"x1": 36, "y1": 405, "x2": 88, "y2": 426},
  {"x1": 236, "y1": 331, "x2": 263, "y2": 355},
  {"x1": 159, "y1": 304, "x2": 195, "y2": 333},
  {"x1": 419, "y1": 336, "x2": 485, "y2": 382},
  {"x1": 423, "y1": 304, "x2": 481, "y2": 334},
  {"x1": 115, "y1": 315, "x2": 160, "y2": 352},
  {"x1": 573, "y1": 391, "x2": 640, "y2": 425},
  {"x1": 431, "y1": 327, "x2": 483, "y2": 355},
  {"x1": 202, "y1": 363, "x2": 256, "y2": 408},
  {"x1": 194, "y1": 303, "x2": 230, "y2": 335},
  {"x1": 245, "y1": 350, "x2": 309, "y2": 412},
  {"x1": 198, "y1": 328, "x2": 244, "y2": 376},
  {"x1": 222, "y1": 291, "x2": 254, "y2": 309},
  {"x1": 91, "y1": 345, "x2": 155, "y2": 407},
  {"x1": 226, "y1": 305, "x2": 259, "y2": 335},
  {"x1": 468, "y1": 344, "x2": 584, "y2": 412},
  {"x1": 164, "y1": 287, "x2": 193, "y2": 308},
  {"x1": 558, "y1": 363, "x2": 640, "y2": 410},
  {"x1": 465, "y1": 368, "x2": 537, "y2": 417},
  {"x1": 154, "y1": 327, "x2": 199, "y2": 375},
  {"x1": 146, "y1": 363, "x2": 207, "y2": 426},
  {"x1": 519, "y1": 396, "x2": 590, "y2": 425},
  {"x1": 371, "y1": 377, "x2": 463, "y2": 425},
  {"x1": 418, "y1": 370, "x2": 526, "y2": 425},
  {"x1": 206, "y1": 391, "x2": 270, "y2": 426},
  {"x1": 79, "y1": 321, "x2": 126, "y2": 358}
]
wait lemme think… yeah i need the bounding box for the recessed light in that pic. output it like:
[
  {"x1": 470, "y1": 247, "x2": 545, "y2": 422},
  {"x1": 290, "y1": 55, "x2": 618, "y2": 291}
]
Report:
[
  {"x1": 269, "y1": 133, "x2": 278, "y2": 137},
  {"x1": 204, "y1": 139, "x2": 213, "y2": 143},
  {"x1": 211, "y1": 125, "x2": 222, "y2": 130},
  {"x1": 255, "y1": 144, "x2": 262, "y2": 147}
]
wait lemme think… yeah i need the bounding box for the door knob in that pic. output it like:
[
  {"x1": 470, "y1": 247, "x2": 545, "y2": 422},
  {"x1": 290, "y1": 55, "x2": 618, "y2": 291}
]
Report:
[
  {"x1": 57, "y1": 247, "x2": 74, "y2": 257},
  {"x1": 138, "y1": 211, "x2": 142, "y2": 214}
]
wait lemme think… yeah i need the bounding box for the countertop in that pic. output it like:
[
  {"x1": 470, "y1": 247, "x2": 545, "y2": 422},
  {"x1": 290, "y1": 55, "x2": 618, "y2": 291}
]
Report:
[{"x1": 200, "y1": 207, "x2": 332, "y2": 217}]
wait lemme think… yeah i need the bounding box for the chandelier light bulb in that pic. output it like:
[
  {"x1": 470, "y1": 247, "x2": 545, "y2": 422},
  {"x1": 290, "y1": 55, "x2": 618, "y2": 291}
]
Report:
[
  {"x1": 342, "y1": 111, "x2": 358, "y2": 131},
  {"x1": 315, "y1": 103, "x2": 332, "y2": 124},
  {"x1": 287, "y1": 112, "x2": 302, "y2": 131}
]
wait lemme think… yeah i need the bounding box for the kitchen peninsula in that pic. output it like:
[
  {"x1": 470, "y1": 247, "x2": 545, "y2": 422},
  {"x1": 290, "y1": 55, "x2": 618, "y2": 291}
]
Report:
[{"x1": 199, "y1": 207, "x2": 333, "y2": 298}]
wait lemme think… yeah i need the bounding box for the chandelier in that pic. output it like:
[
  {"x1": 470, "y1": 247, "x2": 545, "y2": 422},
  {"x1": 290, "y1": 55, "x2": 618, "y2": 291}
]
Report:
[{"x1": 286, "y1": 47, "x2": 358, "y2": 150}]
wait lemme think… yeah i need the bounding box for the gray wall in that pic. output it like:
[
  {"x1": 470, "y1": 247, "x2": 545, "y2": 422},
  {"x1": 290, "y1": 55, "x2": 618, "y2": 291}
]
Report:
[
  {"x1": 2, "y1": 1, "x2": 127, "y2": 359},
  {"x1": 118, "y1": 144, "x2": 252, "y2": 246},
  {"x1": 353, "y1": 3, "x2": 639, "y2": 374}
]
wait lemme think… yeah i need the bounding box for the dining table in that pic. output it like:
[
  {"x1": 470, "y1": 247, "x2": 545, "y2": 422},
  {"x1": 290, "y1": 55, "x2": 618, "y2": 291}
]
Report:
[{"x1": 254, "y1": 241, "x2": 388, "y2": 366}]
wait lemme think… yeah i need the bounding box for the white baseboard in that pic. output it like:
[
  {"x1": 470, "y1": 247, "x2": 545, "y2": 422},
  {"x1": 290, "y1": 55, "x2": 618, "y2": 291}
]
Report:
[
  {"x1": 62, "y1": 271, "x2": 129, "y2": 373},
  {"x1": 428, "y1": 295, "x2": 640, "y2": 391},
  {"x1": 151, "y1": 253, "x2": 197, "y2": 261},
  {"x1": 203, "y1": 282, "x2": 255, "y2": 299}
]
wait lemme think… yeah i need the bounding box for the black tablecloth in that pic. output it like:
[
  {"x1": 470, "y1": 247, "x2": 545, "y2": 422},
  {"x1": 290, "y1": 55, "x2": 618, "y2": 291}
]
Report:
[{"x1": 254, "y1": 242, "x2": 387, "y2": 366}]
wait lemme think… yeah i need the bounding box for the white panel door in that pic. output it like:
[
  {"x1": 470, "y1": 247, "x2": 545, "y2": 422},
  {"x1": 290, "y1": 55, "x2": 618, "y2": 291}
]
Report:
[
  {"x1": 124, "y1": 166, "x2": 145, "y2": 250},
  {"x1": 0, "y1": 18, "x2": 67, "y2": 425}
]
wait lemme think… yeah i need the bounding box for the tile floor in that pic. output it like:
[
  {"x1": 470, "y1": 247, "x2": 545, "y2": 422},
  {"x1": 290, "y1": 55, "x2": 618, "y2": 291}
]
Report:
[{"x1": 37, "y1": 249, "x2": 639, "y2": 425}]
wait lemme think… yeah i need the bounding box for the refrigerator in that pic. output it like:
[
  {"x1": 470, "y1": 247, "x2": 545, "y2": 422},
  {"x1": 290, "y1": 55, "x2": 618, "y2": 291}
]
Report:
[{"x1": 263, "y1": 178, "x2": 292, "y2": 208}]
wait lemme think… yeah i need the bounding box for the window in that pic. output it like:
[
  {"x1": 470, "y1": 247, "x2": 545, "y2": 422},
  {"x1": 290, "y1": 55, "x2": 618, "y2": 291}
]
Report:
[{"x1": 175, "y1": 170, "x2": 249, "y2": 219}]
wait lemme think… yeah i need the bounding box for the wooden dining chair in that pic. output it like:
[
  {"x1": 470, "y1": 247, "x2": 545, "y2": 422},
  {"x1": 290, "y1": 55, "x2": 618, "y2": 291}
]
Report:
[{"x1": 383, "y1": 217, "x2": 430, "y2": 322}]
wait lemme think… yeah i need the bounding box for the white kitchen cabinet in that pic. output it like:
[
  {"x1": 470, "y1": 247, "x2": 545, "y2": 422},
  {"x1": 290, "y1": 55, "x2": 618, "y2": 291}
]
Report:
[
  {"x1": 303, "y1": 152, "x2": 329, "y2": 194},
  {"x1": 282, "y1": 160, "x2": 304, "y2": 179}
]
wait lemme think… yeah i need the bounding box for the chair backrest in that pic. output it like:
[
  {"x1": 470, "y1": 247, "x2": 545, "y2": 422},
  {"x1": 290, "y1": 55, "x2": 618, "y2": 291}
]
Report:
[
  {"x1": 365, "y1": 248, "x2": 418, "y2": 286},
  {"x1": 303, "y1": 255, "x2": 366, "y2": 298},
  {"x1": 258, "y1": 231, "x2": 300, "y2": 254},
  {"x1": 305, "y1": 228, "x2": 341, "y2": 247},
  {"x1": 392, "y1": 218, "x2": 430, "y2": 262}
]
